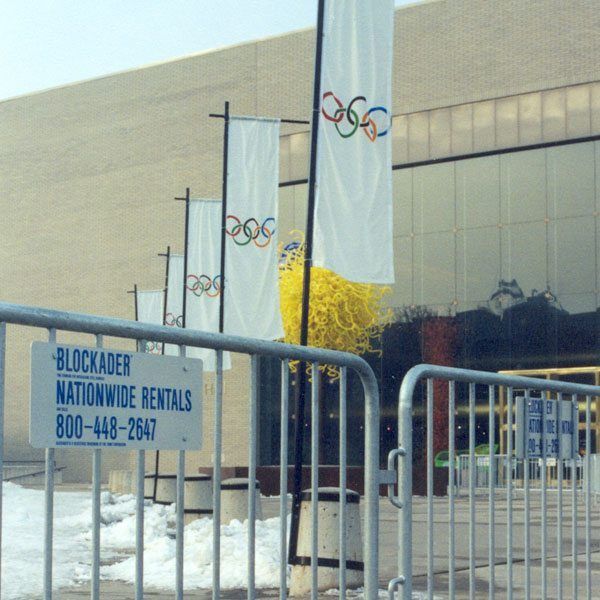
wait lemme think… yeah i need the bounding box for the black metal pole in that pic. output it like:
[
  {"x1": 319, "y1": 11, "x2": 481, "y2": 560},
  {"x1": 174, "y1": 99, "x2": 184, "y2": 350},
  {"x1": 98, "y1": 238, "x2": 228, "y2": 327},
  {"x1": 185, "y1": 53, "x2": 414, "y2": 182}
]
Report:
[
  {"x1": 132, "y1": 284, "x2": 139, "y2": 321},
  {"x1": 288, "y1": 0, "x2": 326, "y2": 565},
  {"x1": 152, "y1": 245, "x2": 172, "y2": 499},
  {"x1": 160, "y1": 245, "x2": 171, "y2": 355},
  {"x1": 218, "y1": 101, "x2": 230, "y2": 335},
  {"x1": 180, "y1": 188, "x2": 191, "y2": 329}
]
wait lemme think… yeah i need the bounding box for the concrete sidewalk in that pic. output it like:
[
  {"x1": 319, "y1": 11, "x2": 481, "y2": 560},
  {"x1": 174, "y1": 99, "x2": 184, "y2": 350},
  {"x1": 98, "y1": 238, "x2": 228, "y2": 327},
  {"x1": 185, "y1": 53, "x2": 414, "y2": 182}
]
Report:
[{"x1": 58, "y1": 491, "x2": 600, "y2": 599}]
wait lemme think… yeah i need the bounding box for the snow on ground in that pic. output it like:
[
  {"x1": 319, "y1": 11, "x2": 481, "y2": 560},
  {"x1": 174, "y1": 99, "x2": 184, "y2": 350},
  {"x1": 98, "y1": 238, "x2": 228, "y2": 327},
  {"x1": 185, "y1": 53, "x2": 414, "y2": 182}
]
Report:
[
  {"x1": 2, "y1": 483, "x2": 429, "y2": 599},
  {"x1": 100, "y1": 510, "x2": 284, "y2": 589},
  {"x1": 1, "y1": 482, "x2": 283, "y2": 599}
]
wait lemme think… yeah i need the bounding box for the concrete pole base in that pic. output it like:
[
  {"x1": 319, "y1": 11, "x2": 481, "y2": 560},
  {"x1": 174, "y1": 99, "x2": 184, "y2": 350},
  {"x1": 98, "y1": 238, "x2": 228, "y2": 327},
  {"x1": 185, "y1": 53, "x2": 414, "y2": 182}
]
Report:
[
  {"x1": 289, "y1": 487, "x2": 363, "y2": 596},
  {"x1": 108, "y1": 469, "x2": 134, "y2": 494},
  {"x1": 155, "y1": 474, "x2": 177, "y2": 505},
  {"x1": 220, "y1": 477, "x2": 262, "y2": 524},
  {"x1": 183, "y1": 474, "x2": 213, "y2": 525}
]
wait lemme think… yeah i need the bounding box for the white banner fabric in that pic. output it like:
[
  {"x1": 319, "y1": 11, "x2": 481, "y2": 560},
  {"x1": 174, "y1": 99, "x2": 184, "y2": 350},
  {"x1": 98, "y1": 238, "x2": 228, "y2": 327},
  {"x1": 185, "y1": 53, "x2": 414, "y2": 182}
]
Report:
[
  {"x1": 224, "y1": 117, "x2": 284, "y2": 340},
  {"x1": 164, "y1": 253, "x2": 184, "y2": 356},
  {"x1": 185, "y1": 199, "x2": 231, "y2": 371},
  {"x1": 136, "y1": 290, "x2": 164, "y2": 355},
  {"x1": 313, "y1": 0, "x2": 395, "y2": 284}
]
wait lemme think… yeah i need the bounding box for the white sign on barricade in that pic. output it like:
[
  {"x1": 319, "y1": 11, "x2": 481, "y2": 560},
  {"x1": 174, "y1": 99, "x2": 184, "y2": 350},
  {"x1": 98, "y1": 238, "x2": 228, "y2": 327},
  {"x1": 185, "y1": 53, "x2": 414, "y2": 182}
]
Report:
[
  {"x1": 515, "y1": 395, "x2": 578, "y2": 459},
  {"x1": 30, "y1": 342, "x2": 202, "y2": 450}
]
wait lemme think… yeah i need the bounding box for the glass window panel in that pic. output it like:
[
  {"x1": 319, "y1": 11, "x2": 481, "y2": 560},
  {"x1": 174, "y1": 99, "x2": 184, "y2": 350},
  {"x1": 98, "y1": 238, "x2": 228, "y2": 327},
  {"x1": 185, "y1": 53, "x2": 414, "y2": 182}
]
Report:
[
  {"x1": 391, "y1": 114, "x2": 408, "y2": 165},
  {"x1": 473, "y1": 100, "x2": 495, "y2": 151},
  {"x1": 500, "y1": 148, "x2": 546, "y2": 224},
  {"x1": 542, "y1": 88, "x2": 566, "y2": 142},
  {"x1": 547, "y1": 143, "x2": 595, "y2": 219},
  {"x1": 596, "y1": 142, "x2": 600, "y2": 213},
  {"x1": 456, "y1": 155, "x2": 500, "y2": 229},
  {"x1": 566, "y1": 85, "x2": 591, "y2": 139},
  {"x1": 496, "y1": 97, "x2": 518, "y2": 148},
  {"x1": 407, "y1": 112, "x2": 429, "y2": 162},
  {"x1": 518, "y1": 92, "x2": 542, "y2": 145},
  {"x1": 429, "y1": 108, "x2": 451, "y2": 157},
  {"x1": 414, "y1": 161, "x2": 454, "y2": 234},
  {"x1": 414, "y1": 231, "x2": 455, "y2": 306},
  {"x1": 501, "y1": 221, "x2": 547, "y2": 295},
  {"x1": 548, "y1": 216, "x2": 595, "y2": 296},
  {"x1": 456, "y1": 227, "x2": 501, "y2": 304},
  {"x1": 278, "y1": 186, "x2": 296, "y2": 247},
  {"x1": 289, "y1": 131, "x2": 309, "y2": 180},
  {"x1": 391, "y1": 236, "x2": 413, "y2": 307},
  {"x1": 592, "y1": 83, "x2": 600, "y2": 134},
  {"x1": 393, "y1": 168, "x2": 413, "y2": 238},
  {"x1": 292, "y1": 183, "x2": 307, "y2": 232},
  {"x1": 558, "y1": 293, "x2": 597, "y2": 315},
  {"x1": 451, "y1": 104, "x2": 473, "y2": 155},
  {"x1": 279, "y1": 136, "x2": 291, "y2": 182}
]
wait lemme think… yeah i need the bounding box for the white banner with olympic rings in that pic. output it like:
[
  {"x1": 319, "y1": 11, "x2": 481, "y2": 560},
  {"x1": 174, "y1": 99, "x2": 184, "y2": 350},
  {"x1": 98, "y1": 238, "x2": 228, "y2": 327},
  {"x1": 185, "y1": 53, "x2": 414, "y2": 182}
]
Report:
[
  {"x1": 164, "y1": 253, "x2": 184, "y2": 356},
  {"x1": 224, "y1": 116, "x2": 284, "y2": 340},
  {"x1": 185, "y1": 199, "x2": 231, "y2": 371},
  {"x1": 313, "y1": 0, "x2": 395, "y2": 284},
  {"x1": 136, "y1": 289, "x2": 164, "y2": 355}
]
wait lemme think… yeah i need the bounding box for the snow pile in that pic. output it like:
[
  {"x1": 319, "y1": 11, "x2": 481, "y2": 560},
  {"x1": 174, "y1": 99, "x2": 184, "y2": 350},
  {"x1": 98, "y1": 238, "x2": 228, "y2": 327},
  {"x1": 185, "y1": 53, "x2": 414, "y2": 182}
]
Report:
[
  {"x1": 0, "y1": 482, "x2": 284, "y2": 598},
  {"x1": 102, "y1": 514, "x2": 284, "y2": 589},
  {"x1": 2, "y1": 482, "x2": 94, "y2": 599}
]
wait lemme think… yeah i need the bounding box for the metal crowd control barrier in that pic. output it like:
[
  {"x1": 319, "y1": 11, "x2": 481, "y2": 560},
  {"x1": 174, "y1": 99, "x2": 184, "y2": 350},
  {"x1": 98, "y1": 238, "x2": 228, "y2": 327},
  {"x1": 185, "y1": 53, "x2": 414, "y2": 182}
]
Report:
[
  {"x1": 0, "y1": 301, "x2": 381, "y2": 600},
  {"x1": 389, "y1": 364, "x2": 599, "y2": 600},
  {"x1": 455, "y1": 454, "x2": 585, "y2": 493}
]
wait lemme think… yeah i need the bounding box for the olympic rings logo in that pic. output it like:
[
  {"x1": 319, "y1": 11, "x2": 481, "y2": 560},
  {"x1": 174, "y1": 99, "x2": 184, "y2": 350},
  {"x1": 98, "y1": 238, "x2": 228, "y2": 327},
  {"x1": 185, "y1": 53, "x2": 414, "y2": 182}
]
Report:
[
  {"x1": 186, "y1": 274, "x2": 222, "y2": 298},
  {"x1": 165, "y1": 312, "x2": 183, "y2": 327},
  {"x1": 321, "y1": 91, "x2": 390, "y2": 141},
  {"x1": 226, "y1": 215, "x2": 275, "y2": 248},
  {"x1": 145, "y1": 341, "x2": 162, "y2": 355}
]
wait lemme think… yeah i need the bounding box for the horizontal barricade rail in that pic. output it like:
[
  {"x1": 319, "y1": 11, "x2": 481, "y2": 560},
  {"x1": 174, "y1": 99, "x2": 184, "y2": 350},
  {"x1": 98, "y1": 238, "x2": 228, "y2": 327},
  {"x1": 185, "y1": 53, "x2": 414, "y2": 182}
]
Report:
[
  {"x1": 0, "y1": 301, "x2": 381, "y2": 600},
  {"x1": 390, "y1": 364, "x2": 600, "y2": 600}
]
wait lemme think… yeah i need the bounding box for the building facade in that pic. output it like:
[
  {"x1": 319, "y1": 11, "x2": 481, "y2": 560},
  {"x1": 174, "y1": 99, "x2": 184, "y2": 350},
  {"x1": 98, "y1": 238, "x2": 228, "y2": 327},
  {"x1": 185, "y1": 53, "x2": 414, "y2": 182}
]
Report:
[{"x1": 1, "y1": 0, "x2": 599, "y2": 482}]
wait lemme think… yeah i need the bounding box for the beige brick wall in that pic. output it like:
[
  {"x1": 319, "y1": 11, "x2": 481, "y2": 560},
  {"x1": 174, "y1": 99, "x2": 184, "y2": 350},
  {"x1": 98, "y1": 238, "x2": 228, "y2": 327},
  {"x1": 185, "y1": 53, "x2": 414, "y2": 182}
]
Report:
[{"x1": 1, "y1": 0, "x2": 599, "y2": 481}]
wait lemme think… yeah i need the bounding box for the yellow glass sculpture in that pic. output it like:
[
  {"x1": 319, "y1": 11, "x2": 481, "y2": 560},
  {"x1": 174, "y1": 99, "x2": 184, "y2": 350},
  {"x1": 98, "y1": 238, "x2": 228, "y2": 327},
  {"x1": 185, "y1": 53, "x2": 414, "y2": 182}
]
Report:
[{"x1": 279, "y1": 236, "x2": 392, "y2": 380}]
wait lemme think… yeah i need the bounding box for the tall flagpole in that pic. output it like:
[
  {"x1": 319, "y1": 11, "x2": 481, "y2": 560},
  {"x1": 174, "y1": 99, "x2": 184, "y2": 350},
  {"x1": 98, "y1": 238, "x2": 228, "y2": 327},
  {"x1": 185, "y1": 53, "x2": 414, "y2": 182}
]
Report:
[
  {"x1": 177, "y1": 188, "x2": 191, "y2": 329},
  {"x1": 153, "y1": 245, "x2": 172, "y2": 500},
  {"x1": 288, "y1": 0, "x2": 327, "y2": 565},
  {"x1": 218, "y1": 101, "x2": 230, "y2": 335}
]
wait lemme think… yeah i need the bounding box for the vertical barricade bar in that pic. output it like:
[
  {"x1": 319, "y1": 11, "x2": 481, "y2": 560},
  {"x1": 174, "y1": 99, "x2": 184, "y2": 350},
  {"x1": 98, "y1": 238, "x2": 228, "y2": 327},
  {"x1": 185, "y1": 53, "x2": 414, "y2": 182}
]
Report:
[
  {"x1": 468, "y1": 382, "x2": 475, "y2": 600},
  {"x1": 248, "y1": 355, "x2": 258, "y2": 600},
  {"x1": 0, "y1": 322, "x2": 5, "y2": 599},
  {"x1": 280, "y1": 361, "x2": 289, "y2": 600},
  {"x1": 176, "y1": 342, "x2": 186, "y2": 599},
  {"x1": 585, "y1": 395, "x2": 591, "y2": 600},
  {"x1": 541, "y1": 392, "x2": 548, "y2": 598},
  {"x1": 557, "y1": 393, "x2": 564, "y2": 599},
  {"x1": 506, "y1": 387, "x2": 514, "y2": 600},
  {"x1": 310, "y1": 364, "x2": 320, "y2": 600},
  {"x1": 135, "y1": 339, "x2": 146, "y2": 600},
  {"x1": 91, "y1": 334, "x2": 103, "y2": 600},
  {"x1": 426, "y1": 378, "x2": 433, "y2": 600},
  {"x1": 523, "y1": 390, "x2": 531, "y2": 600},
  {"x1": 212, "y1": 350, "x2": 224, "y2": 600},
  {"x1": 339, "y1": 367, "x2": 347, "y2": 600},
  {"x1": 363, "y1": 367, "x2": 379, "y2": 600},
  {"x1": 176, "y1": 448, "x2": 185, "y2": 599},
  {"x1": 488, "y1": 385, "x2": 495, "y2": 599},
  {"x1": 541, "y1": 392, "x2": 547, "y2": 599},
  {"x1": 572, "y1": 394, "x2": 578, "y2": 600},
  {"x1": 448, "y1": 381, "x2": 456, "y2": 599},
  {"x1": 44, "y1": 327, "x2": 57, "y2": 600},
  {"x1": 399, "y1": 378, "x2": 413, "y2": 600}
]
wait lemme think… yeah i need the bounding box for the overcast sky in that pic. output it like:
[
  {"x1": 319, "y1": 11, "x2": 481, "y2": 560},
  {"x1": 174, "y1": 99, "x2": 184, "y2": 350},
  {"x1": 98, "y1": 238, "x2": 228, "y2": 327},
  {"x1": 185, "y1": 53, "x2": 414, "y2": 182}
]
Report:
[{"x1": 0, "y1": 0, "x2": 419, "y2": 100}]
